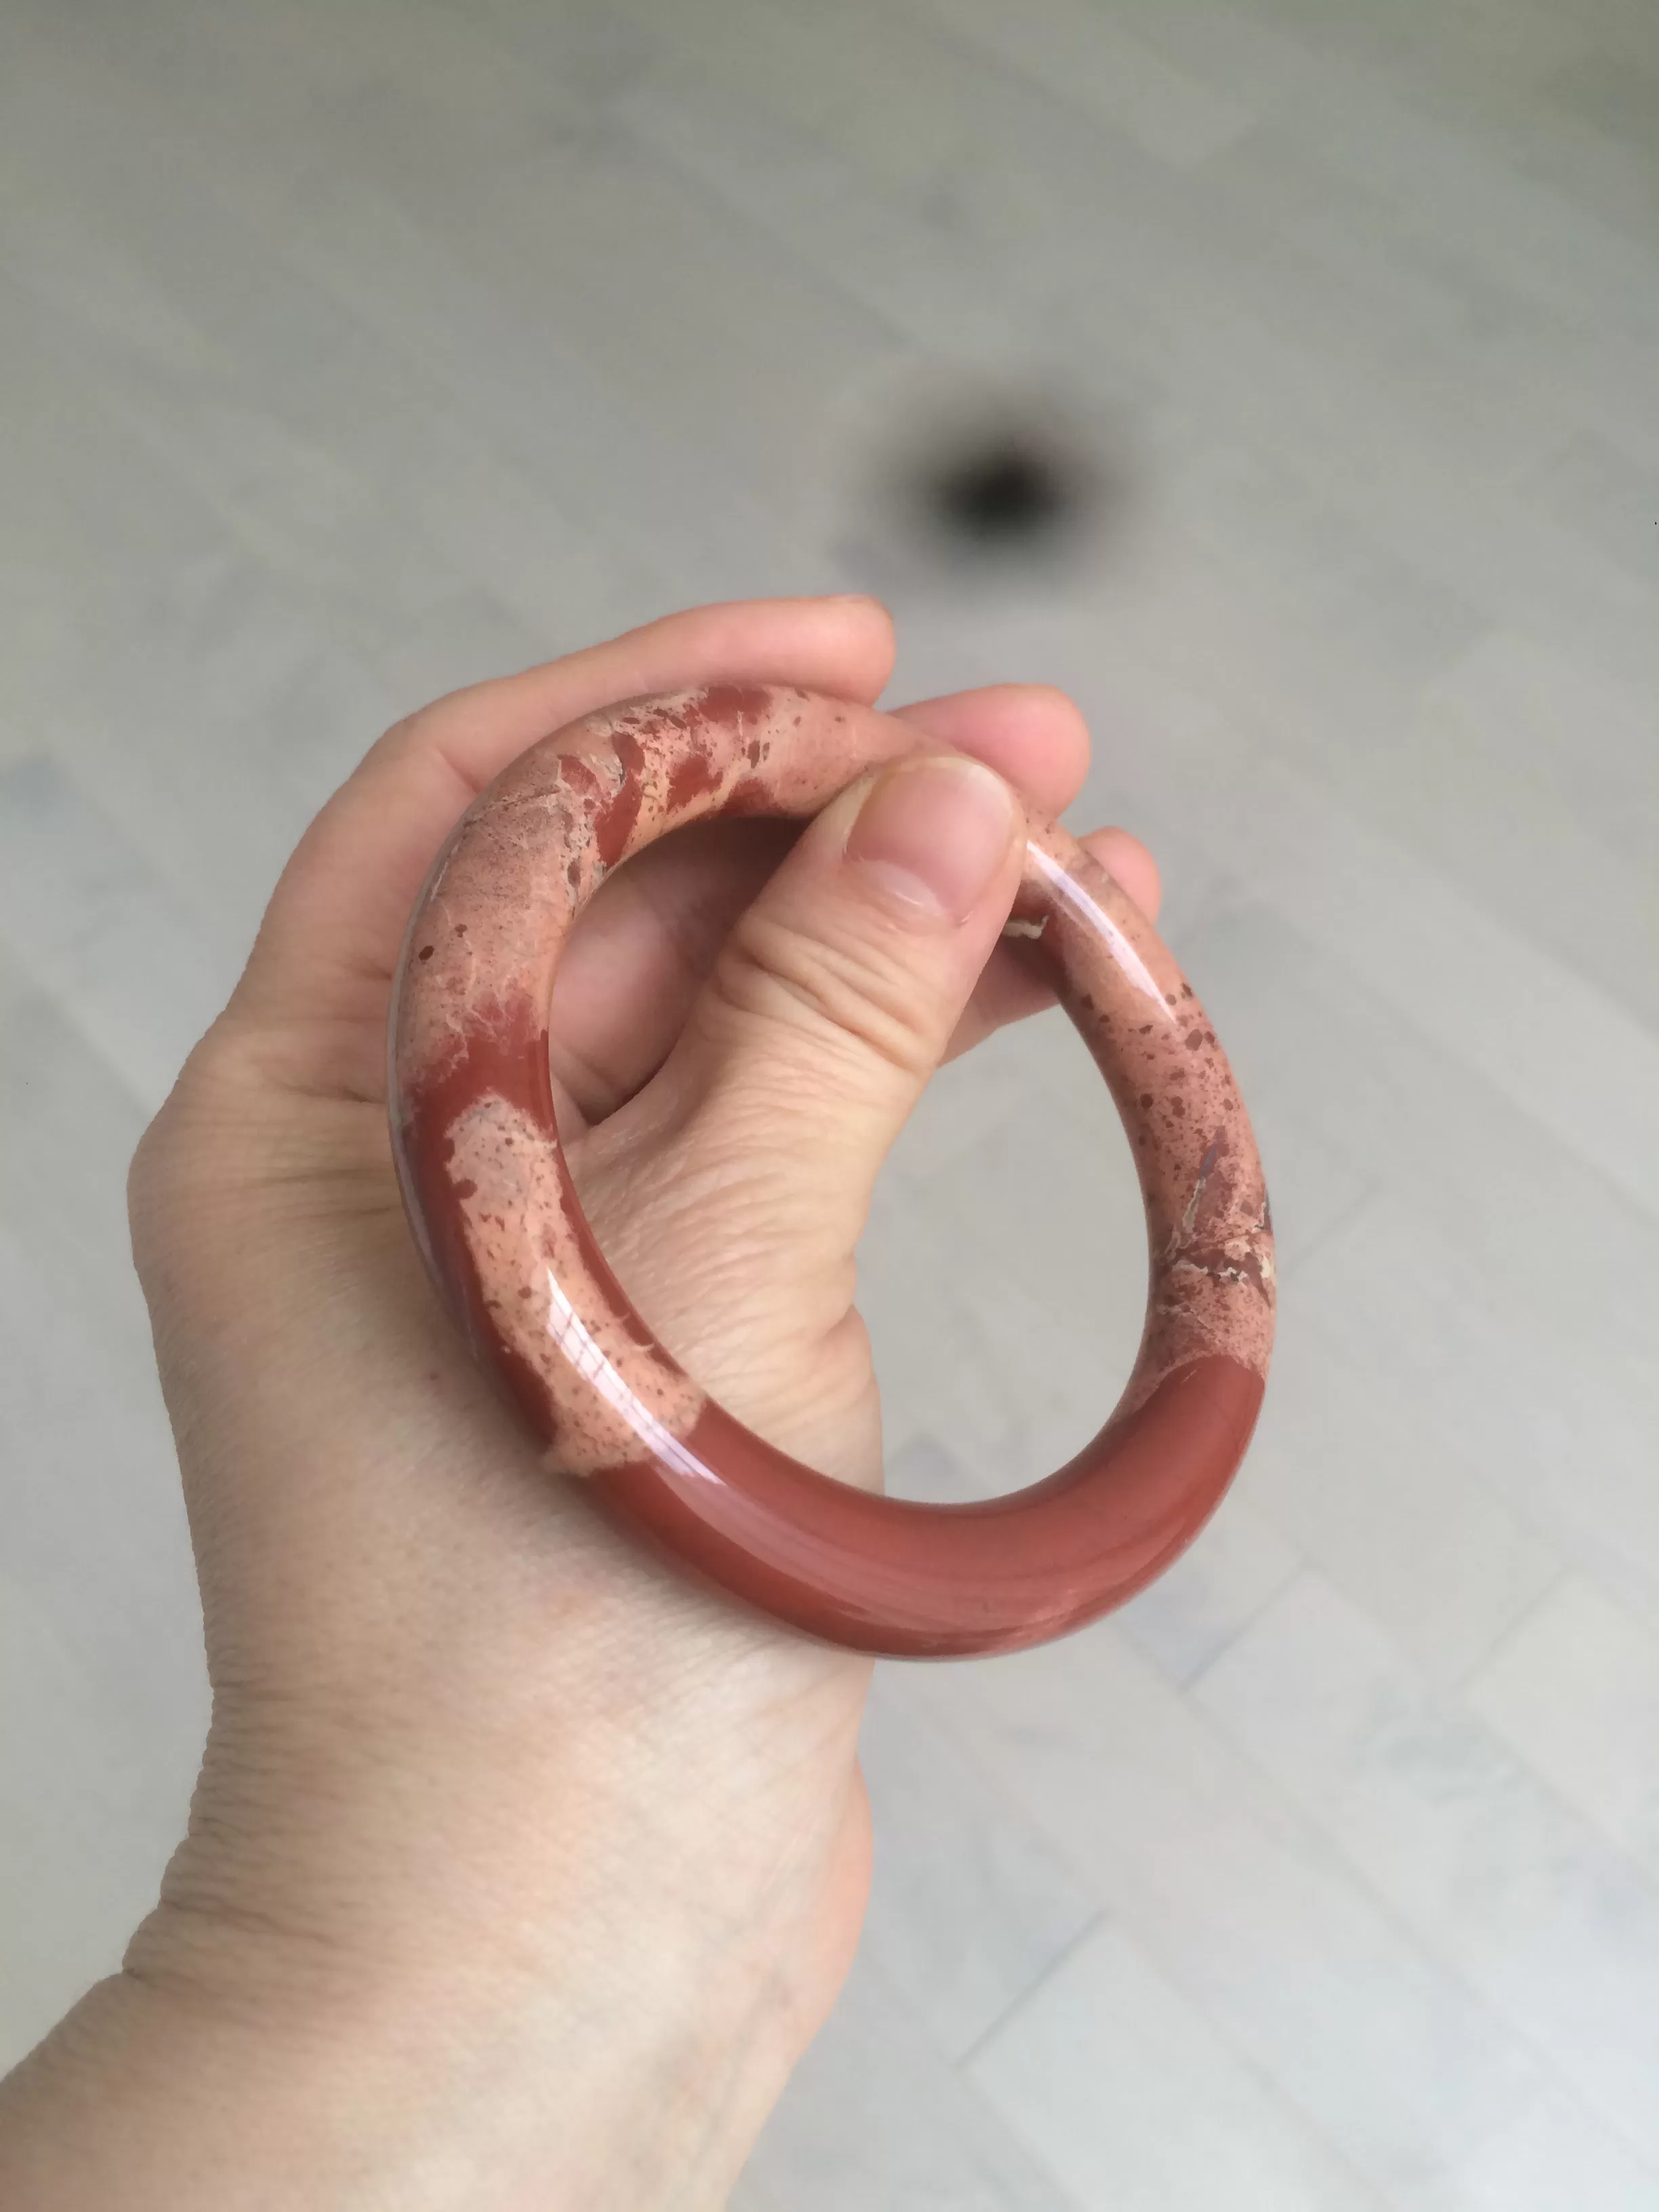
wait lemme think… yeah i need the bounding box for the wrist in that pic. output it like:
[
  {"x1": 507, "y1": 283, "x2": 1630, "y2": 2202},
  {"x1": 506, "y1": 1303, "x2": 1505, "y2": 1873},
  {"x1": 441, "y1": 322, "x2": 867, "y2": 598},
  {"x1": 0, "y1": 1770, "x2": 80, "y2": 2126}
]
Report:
[
  {"x1": 0, "y1": 1686, "x2": 859, "y2": 2211},
  {"x1": 2, "y1": 1894, "x2": 802, "y2": 2212}
]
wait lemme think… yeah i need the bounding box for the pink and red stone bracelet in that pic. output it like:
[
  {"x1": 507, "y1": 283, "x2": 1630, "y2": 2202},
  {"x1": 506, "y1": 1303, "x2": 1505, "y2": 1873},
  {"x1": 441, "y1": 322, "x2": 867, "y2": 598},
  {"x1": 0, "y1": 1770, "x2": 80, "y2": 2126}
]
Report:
[{"x1": 390, "y1": 684, "x2": 1274, "y2": 1658}]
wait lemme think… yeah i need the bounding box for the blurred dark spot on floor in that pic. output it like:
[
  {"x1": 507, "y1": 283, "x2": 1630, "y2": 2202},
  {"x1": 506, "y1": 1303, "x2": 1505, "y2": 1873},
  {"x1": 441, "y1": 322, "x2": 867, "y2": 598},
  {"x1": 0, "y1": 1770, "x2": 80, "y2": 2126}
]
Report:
[
  {"x1": 928, "y1": 436, "x2": 1075, "y2": 546},
  {"x1": 911, "y1": 415, "x2": 1111, "y2": 565},
  {"x1": 824, "y1": 370, "x2": 1135, "y2": 591}
]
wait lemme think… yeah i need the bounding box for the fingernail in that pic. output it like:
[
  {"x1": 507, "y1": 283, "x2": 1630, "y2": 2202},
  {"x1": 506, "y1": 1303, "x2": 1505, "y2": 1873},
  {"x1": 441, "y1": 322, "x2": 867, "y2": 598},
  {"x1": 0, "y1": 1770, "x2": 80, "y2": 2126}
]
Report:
[{"x1": 845, "y1": 755, "x2": 1017, "y2": 923}]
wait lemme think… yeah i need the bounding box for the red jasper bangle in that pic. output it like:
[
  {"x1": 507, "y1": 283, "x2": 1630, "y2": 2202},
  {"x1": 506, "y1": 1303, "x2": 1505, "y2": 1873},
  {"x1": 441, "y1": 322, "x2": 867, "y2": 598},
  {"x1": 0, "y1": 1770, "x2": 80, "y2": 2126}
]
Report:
[{"x1": 390, "y1": 684, "x2": 1274, "y2": 1658}]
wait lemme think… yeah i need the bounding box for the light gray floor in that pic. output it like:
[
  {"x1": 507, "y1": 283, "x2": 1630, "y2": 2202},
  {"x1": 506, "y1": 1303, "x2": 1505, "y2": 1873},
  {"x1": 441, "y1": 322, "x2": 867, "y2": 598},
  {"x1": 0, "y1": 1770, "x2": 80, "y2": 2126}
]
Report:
[{"x1": 2, "y1": 0, "x2": 1658, "y2": 2204}]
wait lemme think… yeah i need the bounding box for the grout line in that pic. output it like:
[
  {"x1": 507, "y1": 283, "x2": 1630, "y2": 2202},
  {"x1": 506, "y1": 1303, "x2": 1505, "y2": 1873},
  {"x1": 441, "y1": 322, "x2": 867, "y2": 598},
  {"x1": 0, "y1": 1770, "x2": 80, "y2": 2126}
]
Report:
[{"x1": 951, "y1": 1906, "x2": 1111, "y2": 2077}]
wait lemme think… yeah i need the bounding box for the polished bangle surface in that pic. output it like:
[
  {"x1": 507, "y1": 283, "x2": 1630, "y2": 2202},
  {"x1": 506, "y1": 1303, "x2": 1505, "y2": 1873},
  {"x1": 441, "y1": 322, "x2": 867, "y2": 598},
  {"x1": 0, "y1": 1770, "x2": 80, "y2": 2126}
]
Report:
[{"x1": 390, "y1": 684, "x2": 1275, "y2": 1658}]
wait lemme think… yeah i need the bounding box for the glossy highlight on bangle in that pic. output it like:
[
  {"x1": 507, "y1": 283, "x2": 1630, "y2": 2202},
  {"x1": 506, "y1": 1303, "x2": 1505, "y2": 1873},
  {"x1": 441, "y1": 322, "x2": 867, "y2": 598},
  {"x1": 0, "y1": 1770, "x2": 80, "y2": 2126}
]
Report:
[{"x1": 389, "y1": 685, "x2": 1275, "y2": 1659}]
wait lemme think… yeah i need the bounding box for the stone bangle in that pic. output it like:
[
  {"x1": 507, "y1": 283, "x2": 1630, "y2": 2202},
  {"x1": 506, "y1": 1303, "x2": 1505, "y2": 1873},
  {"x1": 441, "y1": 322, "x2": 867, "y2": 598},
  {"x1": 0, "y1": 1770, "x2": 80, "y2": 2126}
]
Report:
[{"x1": 390, "y1": 684, "x2": 1274, "y2": 1658}]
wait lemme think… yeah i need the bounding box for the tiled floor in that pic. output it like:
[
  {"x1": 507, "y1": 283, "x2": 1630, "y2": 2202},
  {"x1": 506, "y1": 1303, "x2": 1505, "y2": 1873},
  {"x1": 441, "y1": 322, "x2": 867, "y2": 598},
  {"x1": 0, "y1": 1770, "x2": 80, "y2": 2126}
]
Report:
[{"x1": 2, "y1": 1, "x2": 1656, "y2": 2204}]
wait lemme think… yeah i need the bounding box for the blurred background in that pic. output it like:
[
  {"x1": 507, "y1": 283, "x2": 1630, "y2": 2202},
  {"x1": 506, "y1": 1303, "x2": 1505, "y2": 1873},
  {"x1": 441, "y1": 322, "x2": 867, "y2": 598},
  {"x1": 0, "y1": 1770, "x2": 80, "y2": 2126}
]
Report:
[{"x1": 1, "y1": 1, "x2": 1657, "y2": 2205}]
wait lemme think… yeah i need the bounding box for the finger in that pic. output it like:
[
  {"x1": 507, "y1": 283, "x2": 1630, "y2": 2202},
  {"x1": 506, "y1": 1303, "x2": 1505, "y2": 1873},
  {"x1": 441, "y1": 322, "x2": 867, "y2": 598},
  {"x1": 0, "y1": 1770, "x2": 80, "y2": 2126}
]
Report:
[
  {"x1": 548, "y1": 682, "x2": 1096, "y2": 1123},
  {"x1": 1086, "y1": 825, "x2": 1161, "y2": 924},
  {"x1": 231, "y1": 596, "x2": 897, "y2": 1030},
  {"x1": 942, "y1": 825, "x2": 1162, "y2": 1060},
  {"x1": 546, "y1": 817, "x2": 797, "y2": 1131},
  {"x1": 638, "y1": 752, "x2": 1025, "y2": 1287},
  {"x1": 550, "y1": 815, "x2": 1159, "y2": 1126},
  {"x1": 891, "y1": 682, "x2": 1090, "y2": 821}
]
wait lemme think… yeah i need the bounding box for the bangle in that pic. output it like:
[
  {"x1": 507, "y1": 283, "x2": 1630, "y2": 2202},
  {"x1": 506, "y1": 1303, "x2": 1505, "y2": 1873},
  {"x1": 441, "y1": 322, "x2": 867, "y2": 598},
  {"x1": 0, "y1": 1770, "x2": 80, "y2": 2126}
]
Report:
[{"x1": 390, "y1": 685, "x2": 1274, "y2": 1658}]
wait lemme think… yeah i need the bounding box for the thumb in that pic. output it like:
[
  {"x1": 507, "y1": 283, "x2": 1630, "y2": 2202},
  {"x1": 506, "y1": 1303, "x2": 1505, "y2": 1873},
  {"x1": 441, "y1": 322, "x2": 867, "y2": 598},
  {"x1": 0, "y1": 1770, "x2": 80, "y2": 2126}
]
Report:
[{"x1": 660, "y1": 751, "x2": 1025, "y2": 1279}]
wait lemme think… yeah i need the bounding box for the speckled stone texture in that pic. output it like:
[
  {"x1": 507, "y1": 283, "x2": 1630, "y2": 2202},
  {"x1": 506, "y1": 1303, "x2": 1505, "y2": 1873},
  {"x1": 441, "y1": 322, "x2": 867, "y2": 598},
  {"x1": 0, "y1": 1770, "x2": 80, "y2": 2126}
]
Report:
[{"x1": 390, "y1": 684, "x2": 1274, "y2": 1658}]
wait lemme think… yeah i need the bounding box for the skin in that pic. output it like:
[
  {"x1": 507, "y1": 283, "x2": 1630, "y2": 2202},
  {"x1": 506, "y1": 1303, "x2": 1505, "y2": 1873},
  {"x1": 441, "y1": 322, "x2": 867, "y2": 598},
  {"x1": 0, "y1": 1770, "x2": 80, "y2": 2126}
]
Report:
[{"x1": 0, "y1": 596, "x2": 1158, "y2": 2211}]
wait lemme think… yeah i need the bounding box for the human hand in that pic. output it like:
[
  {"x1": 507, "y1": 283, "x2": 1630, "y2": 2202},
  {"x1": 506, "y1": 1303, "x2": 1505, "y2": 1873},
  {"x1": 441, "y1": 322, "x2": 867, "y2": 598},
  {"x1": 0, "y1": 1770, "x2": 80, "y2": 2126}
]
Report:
[{"x1": 0, "y1": 596, "x2": 1158, "y2": 2210}]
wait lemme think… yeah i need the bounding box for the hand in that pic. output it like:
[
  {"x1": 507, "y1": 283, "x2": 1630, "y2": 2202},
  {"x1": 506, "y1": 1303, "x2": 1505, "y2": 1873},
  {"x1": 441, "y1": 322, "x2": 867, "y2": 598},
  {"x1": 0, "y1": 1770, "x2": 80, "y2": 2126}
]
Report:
[{"x1": 0, "y1": 596, "x2": 1158, "y2": 2210}]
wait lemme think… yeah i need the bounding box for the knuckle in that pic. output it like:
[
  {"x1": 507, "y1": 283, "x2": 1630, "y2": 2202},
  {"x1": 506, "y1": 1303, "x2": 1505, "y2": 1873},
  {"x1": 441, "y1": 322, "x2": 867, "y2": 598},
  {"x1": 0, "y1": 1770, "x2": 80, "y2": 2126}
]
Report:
[
  {"x1": 708, "y1": 907, "x2": 939, "y2": 1082},
  {"x1": 125, "y1": 1109, "x2": 167, "y2": 1230},
  {"x1": 375, "y1": 706, "x2": 429, "y2": 759},
  {"x1": 125, "y1": 1021, "x2": 281, "y2": 1225},
  {"x1": 125, "y1": 1027, "x2": 234, "y2": 1215}
]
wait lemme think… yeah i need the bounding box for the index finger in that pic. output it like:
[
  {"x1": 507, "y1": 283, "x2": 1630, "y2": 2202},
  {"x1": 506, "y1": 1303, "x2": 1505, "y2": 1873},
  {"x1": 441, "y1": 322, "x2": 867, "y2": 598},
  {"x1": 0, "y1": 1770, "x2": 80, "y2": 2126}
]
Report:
[{"x1": 231, "y1": 596, "x2": 897, "y2": 1033}]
